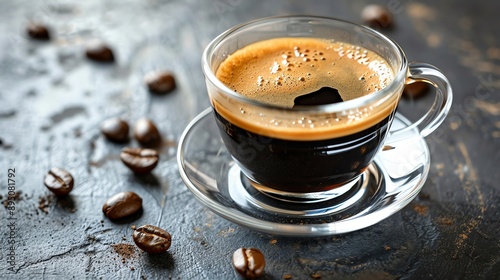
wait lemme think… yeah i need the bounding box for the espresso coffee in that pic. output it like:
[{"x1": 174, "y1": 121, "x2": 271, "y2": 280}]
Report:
[
  {"x1": 213, "y1": 37, "x2": 397, "y2": 192},
  {"x1": 216, "y1": 38, "x2": 393, "y2": 108}
]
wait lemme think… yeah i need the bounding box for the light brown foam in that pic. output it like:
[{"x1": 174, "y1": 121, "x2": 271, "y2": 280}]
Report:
[
  {"x1": 212, "y1": 37, "x2": 400, "y2": 140},
  {"x1": 216, "y1": 38, "x2": 393, "y2": 107}
]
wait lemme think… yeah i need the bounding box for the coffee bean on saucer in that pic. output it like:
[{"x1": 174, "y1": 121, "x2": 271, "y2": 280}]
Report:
[
  {"x1": 232, "y1": 247, "x2": 266, "y2": 279},
  {"x1": 120, "y1": 147, "x2": 159, "y2": 174},
  {"x1": 133, "y1": 225, "x2": 171, "y2": 253},
  {"x1": 133, "y1": 118, "x2": 161, "y2": 146},
  {"x1": 102, "y1": 191, "x2": 142, "y2": 220},
  {"x1": 403, "y1": 81, "x2": 430, "y2": 98},
  {"x1": 44, "y1": 167, "x2": 74, "y2": 196},
  {"x1": 361, "y1": 4, "x2": 393, "y2": 29},
  {"x1": 85, "y1": 41, "x2": 115, "y2": 62},
  {"x1": 26, "y1": 23, "x2": 50, "y2": 40},
  {"x1": 144, "y1": 71, "x2": 177, "y2": 94},
  {"x1": 100, "y1": 117, "x2": 129, "y2": 143}
]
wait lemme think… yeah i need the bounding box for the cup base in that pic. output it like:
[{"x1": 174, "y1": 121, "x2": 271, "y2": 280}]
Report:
[
  {"x1": 245, "y1": 174, "x2": 361, "y2": 203},
  {"x1": 228, "y1": 164, "x2": 380, "y2": 217}
]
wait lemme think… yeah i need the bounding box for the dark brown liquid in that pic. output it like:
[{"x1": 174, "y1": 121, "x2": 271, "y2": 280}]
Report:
[{"x1": 214, "y1": 109, "x2": 394, "y2": 192}]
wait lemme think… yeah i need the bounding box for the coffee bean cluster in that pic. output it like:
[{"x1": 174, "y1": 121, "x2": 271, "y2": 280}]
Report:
[
  {"x1": 100, "y1": 117, "x2": 162, "y2": 147},
  {"x1": 98, "y1": 116, "x2": 167, "y2": 251},
  {"x1": 30, "y1": 21, "x2": 179, "y2": 259},
  {"x1": 99, "y1": 117, "x2": 162, "y2": 174}
]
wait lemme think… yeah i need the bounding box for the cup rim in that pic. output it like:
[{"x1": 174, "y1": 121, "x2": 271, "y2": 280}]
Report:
[{"x1": 202, "y1": 15, "x2": 408, "y2": 112}]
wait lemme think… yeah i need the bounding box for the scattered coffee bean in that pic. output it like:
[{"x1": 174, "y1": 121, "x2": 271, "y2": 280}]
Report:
[
  {"x1": 43, "y1": 167, "x2": 74, "y2": 196},
  {"x1": 144, "y1": 71, "x2": 177, "y2": 94},
  {"x1": 85, "y1": 41, "x2": 115, "y2": 62},
  {"x1": 100, "y1": 117, "x2": 129, "y2": 143},
  {"x1": 120, "y1": 147, "x2": 159, "y2": 174},
  {"x1": 102, "y1": 191, "x2": 142, "y2": 220},
  {"x1": 361, "y1": 4, "x2": 393, "y2": 29},
  {"x1": 133, "y1": 225, "x2": 171, "y2": 253},
  {"x1": 232, "y1": 247, "x2": 266, "y2": 279},
  {"x1": 403, "y1": 81, "x2": 430, "y2": 98},
  {"x1": 26, "y1": 22, "x2": 50, "y2": 40},
  {"x1": 133, "y1": 118, "x2": 161, "y2": 146}
]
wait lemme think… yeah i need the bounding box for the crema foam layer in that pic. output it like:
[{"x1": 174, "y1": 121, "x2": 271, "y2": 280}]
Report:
[{"x1": 212, "y1": 37, "x2": 399, "y2": 141}]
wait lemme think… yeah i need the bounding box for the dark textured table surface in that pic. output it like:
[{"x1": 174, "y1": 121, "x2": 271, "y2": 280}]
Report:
[{"x1": 1, "y1": 0, "x2": 499, "y2": 279}]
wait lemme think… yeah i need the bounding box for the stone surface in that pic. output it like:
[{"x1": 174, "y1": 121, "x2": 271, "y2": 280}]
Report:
[{"x1": 0, "y1": 0, "x2": 499, "y2": 279}]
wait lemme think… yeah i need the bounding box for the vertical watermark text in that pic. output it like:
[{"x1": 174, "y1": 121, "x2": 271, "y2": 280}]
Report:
[{"x1": 5, "y1": 168, "x2": 18, "y2": 273}]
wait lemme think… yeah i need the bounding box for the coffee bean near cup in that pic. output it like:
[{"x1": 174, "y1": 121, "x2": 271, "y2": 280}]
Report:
[
  {"x1": 232, "y1": 247, "x2": 266, "y2": 279},
  {"x1": 202, "y1": 16, "x2": 452, "y2": 199}
]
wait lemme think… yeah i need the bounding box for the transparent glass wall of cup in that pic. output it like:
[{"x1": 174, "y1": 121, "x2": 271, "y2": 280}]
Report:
[{"x1": 202, "y1": 16, "x2": 452, "y2": 199}]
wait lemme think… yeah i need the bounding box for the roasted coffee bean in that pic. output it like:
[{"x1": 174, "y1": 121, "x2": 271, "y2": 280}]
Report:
[
  {"x1": 85, "y1": 41, "x2": 115, "y2": 62},
  {"x1": 403, "y1": 81, "x2": 430, "y2": 98},
  {"x1": 27, "y1": 23, "x2": 50, "y2": 40},
  {"x1": 44, "y1": 167, "x2": 74, "y2": 196},
  {"x1": 133, "y1": 118, "x2": 161, "y2": 146},
  {"x1": 120, "y1": 147, "x2": 159, "y2": 174},
  {"x1": 100, "y1": 117, "x2": 129, "y2": 142},
  {"x1": 361, "y1": 4, "x2": 393, "y2": 29},
  {"x1": 144, "y1": 71, "x2": 177, "y2": 94},
  {"x1": 102, "y1": 191, "x2": 142, "y2": 220},
  {"x1": 232, "y1": 248, "x2": 266, "y2": 279},
  {"x1": 133, "y1": 225, "x2": 171, "y2": 253}
]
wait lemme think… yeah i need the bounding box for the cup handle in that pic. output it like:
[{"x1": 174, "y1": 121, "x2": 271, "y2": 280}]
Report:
[{"x1": 390, "y1": 62, "x2": 453, "y2": 137}]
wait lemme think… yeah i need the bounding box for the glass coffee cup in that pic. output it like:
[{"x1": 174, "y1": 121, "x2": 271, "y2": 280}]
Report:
[{"x1": 202, "y1": 16, "x2": 452, "y2": 200}]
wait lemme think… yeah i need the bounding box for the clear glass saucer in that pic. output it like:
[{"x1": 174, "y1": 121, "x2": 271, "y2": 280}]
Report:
[{"x1": 177, "y1": 108, "x2": 430, "y2": 237}]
